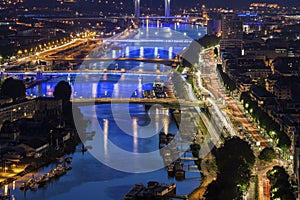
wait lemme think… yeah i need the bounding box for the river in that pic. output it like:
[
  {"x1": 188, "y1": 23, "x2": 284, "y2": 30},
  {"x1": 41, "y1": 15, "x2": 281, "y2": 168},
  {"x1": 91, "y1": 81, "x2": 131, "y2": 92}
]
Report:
[{"x1": 4, "y1": 21, "x2": 207, "y2": 200}]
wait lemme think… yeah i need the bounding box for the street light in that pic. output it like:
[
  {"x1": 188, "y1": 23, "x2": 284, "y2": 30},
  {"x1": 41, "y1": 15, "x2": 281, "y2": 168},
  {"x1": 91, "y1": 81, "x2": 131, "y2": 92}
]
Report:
[{"x1": 245, "y1": 103, "x2": 249, "y2": 109}]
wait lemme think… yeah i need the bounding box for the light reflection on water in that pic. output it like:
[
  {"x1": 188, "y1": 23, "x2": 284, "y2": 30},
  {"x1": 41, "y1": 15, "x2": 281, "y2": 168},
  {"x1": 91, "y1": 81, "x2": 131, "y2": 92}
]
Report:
[
  {"x1": 13, "y1": 22, "x2": 207, "y2": 199},
  {"x1": 3, "y1": 104, "x2": 201, "y2": 200}
]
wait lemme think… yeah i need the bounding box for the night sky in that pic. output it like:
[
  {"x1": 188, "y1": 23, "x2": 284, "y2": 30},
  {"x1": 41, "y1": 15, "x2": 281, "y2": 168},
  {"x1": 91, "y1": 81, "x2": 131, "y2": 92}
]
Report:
[
  {"x1": 200, "y1": 0, "x2": 300, "y2": 8},
  {"x1": 124, "y1": 0, "x2": 300, "y2": 9},
  {"x1": 21, "y1": 0, "x2": 300, "y2": 9}
]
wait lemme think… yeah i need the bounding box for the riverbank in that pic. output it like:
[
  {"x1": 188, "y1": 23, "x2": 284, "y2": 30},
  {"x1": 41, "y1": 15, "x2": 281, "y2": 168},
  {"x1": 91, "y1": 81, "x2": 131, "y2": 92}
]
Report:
[
  {"x1": 173, "y1": 107, "x2": 218, "y2": 199},
  {"x1": 0, "y1": 131, "x2": 80, "y2": 188},
  {"x1": 188, "y1": 152, "x2": 217, "y2": 199},
  {"x1": 173, "y1": 51, "x2": 220, "y2": 199}
]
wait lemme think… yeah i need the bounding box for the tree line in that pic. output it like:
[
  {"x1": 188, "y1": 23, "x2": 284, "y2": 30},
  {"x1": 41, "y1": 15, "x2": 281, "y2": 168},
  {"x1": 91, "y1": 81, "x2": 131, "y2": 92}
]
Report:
[
  {"x1": 204, "y1": 137, "x2": 255, "y2": 199},
  {"x1": 240, "y1": 91, "x2": 291, "y2": 150}
]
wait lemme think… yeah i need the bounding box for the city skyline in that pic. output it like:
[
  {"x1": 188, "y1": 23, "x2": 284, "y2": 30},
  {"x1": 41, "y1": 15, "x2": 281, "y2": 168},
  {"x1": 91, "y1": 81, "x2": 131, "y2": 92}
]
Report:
[{"x1": 8, "y1": 0, "x2": 300, "y2": 10}]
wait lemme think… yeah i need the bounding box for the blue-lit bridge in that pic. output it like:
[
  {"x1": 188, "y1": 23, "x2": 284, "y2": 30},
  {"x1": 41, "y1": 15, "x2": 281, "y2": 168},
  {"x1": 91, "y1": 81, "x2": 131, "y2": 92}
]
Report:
[
  {"x1": 42, "y1": 57, "x2": 179, "y2": 66},
  {"x1": 4, "y1": 69, "x2": 171, "y2": 76},
  {"x1": 102, "y1": 39, "x2": 193, "y2": 44}
]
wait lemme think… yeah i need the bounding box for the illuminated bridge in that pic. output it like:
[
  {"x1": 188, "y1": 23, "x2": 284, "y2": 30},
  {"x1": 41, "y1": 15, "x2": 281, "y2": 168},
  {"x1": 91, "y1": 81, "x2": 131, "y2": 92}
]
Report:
[
  {"x1": 42, "y1": 57, "x2": 179, "y2": 66},
  {"x1": 102, "y1": 39, "x2": 193, "y2": 44},
  {"x1": 71, "y1": 97, "x2": 204, "y2": 107},
  {"x1": 4, "y1": 69, "x2": 171, "y2": 76},
  {"x1": 139, "y1": 16, "x2": 189, "y2": 20}
]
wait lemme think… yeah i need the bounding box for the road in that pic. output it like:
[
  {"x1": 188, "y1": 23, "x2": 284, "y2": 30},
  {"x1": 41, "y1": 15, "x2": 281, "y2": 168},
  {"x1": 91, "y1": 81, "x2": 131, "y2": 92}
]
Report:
[
  {"x1": 195, "y1": 46, "x2": 275, "y2": 200},
  {"x1": 3, "y1": 28, "x2": 135, "y2": 70},
  {"x1": 3, "y1": 38, "x2": 92, "y2": 69}
]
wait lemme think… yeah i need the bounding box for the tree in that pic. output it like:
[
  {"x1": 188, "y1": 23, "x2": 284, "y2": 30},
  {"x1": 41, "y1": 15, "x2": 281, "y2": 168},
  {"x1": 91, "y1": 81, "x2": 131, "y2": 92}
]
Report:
[
  {"x1": 214, "y1": 47, "x2": 218, "y2": 57},
  {"x1": 0, "y1": 77, "x2": 26, "y2": 100},
  {"x1": 197, "y1": 34, "x2": 220, "y2": 48},
  {"x1": 258, "y1": 147, "x2": 276, "y2": 162},
  {"x1": 277, "y1": 132, "x2": 291, "y2": 150},
  {"x1": 228, "y1": 79, "x2": 236, "y2": 91},
  {"x1": 267, "y1": 166, "x2": 295, "y2": 200},
  {"x1": 0, "y1": 120, "x2": 20, "y2": 134},
  {"x1": 53, "y1": 80, "x2": 72, "y2": 102},
  {"x1": 205, "y1": 137, "x2": 255, "y2": 200}
]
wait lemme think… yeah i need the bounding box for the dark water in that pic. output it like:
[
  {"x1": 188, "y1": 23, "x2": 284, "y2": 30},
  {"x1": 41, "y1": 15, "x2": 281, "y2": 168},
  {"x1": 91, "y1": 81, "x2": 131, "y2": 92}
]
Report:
[{"x1": 5, "y1": 104, "x2": 201, "y2": 200}]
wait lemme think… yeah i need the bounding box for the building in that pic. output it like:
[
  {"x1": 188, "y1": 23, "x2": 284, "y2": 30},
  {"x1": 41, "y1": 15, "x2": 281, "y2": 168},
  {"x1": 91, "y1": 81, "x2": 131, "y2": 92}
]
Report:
[
  {"x1": 207, "y1": 19, "x2": 221, "y2": 35},
  {"x1": 265, "y1": 75, "x2": 278, "y2": 94},
  {"x1": 236, "y1": 77, "x2": 252, "y2": 93},
  {"x1": 220, "y1": 13, "x2": 243, "y2": 54},
  {"x1": 34, "y1": 97, "x2": 63, "y2": 121},
  {"x1": 0, "y1": 97, "x2": 62, "y2": 129},
  {"x1": 0, "y1": 99, "x2": 36, "y2": 128},
  {"x1": 250, "y1": 86, "x2": 275, "y2": 106},
  {"x1": 273, "y1": 80, "x2": 292, "y2": 100},
  {"x1": 273, "y1": 57, "x2": 300, "y2": 77},
  {"x1": 18, "y1": 139, "x2": 49, "y2": 157}
]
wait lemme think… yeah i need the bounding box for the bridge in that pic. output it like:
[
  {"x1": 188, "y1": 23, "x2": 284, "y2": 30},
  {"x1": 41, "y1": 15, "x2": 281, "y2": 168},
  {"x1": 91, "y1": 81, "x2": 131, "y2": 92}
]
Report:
[
  {"x1": 139, "y1": 16, "x2": 189, "y2": 20},
  {"x1": 4, "y1": 69, "x2": 171, "y2": 76},
  {"x1": 42, "y1": 57, "x2": 179, "y2": 66},
  {"x1": 102, "y1": 39, "x2": 193, "y2": 44},
  {"x1": 71, "y1": 97, "x2": 204, "y2": 107},
  {"x1": 34, "y1": 16, "x2": 189, "y2": 22}
]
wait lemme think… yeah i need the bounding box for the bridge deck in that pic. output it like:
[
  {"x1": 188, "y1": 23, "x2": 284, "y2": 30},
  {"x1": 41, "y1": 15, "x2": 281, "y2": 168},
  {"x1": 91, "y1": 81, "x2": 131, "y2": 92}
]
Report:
[
  {"x1": 4, "y1": 70, "x2": 170, "y2": 76},
  {"x1": 102, "y1": 39, "x2": 193, "y2": 44},
  {"x1": 71, "y1": 97, "x2": 203, "y2": 106},
  {"x1": 42, "y1": 57, "x2": 178, "y2": 66}
]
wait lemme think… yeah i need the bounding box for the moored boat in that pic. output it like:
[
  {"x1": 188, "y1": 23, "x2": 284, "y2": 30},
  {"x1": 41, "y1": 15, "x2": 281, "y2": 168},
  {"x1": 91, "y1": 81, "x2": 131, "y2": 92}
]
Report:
[
  {"x1": 36, "y1": 174, "x2": 49, "y2": 187},
  {"x1": 124, "y1": 183, "x2": 145, "y2": 200},
  {"x1": 29, "y1": 182, "x2": 38, "y2": 191},
  {"x1": 124, "y1": 182, "x2": 176, "y2": 200},
  {"x1": 54, "y1": 165, "x2": 66, "y2": 177},
  {"x1": 20, "y1": 178, "x2": 35, "y2": 190},
  {"x1": 47, "y1": 170, "x2": 55, "y2": 179},
  {"x1": 167, "y1": 165, "x2": 175, "y2": 177},
  {"x1": 65, "y1": 157, "x2": 72, "y2": 164}
]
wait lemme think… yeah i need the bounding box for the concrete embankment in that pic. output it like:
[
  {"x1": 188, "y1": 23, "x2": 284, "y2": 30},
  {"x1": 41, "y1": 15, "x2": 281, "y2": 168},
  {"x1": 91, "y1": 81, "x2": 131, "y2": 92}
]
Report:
[{"x1": 171, "y1": 74, "x2": 218, "y2": 200}]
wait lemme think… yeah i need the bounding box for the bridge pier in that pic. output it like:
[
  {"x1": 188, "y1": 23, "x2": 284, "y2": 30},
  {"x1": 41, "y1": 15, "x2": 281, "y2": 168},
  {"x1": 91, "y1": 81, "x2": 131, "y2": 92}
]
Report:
[
  {"x1": 134, "y1": 0, "x2": 140, "y2": 18},
  {"x1": 89, "y1": 63, "x2": 95, "y2": 70},
  {"x1": 145, "y1": 104, "x2": 151, "y2": 111},
  {"x1": 79, "y1": 64, "x2": 87, "y2": 70},
  {"x1": 37, "y1": 70, "x2": 42, "y2": 80},
  {"x1": 156, "y1": 63, "x2": 161, "y2": 73},
  {"x1": 164, "y1": 0, "x2": 170, "y2": 17}
]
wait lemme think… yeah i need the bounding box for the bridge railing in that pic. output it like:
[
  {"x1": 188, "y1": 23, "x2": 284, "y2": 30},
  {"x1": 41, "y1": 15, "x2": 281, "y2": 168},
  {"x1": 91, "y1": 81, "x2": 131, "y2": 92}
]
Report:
[{"x1": 102, "y1": 39, "x2": 193, "y2": 43}]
